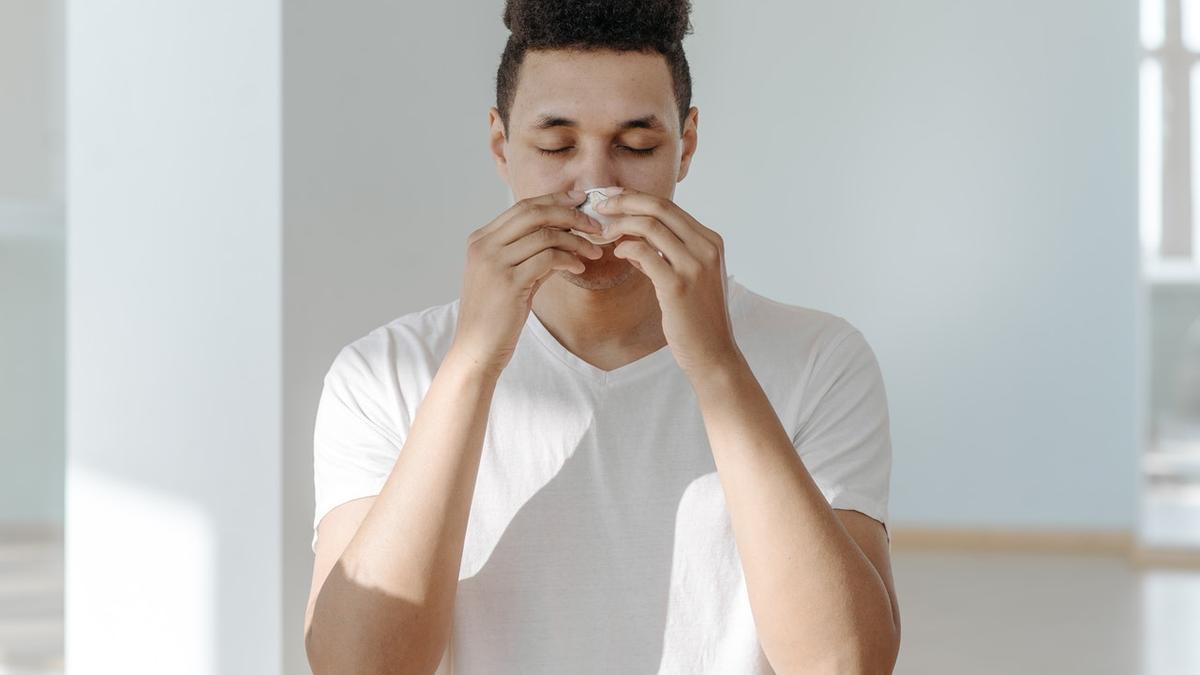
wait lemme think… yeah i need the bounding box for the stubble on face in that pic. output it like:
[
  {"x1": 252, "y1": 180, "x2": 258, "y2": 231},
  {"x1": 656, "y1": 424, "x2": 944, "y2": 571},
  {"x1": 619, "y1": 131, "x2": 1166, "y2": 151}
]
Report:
[{"x1": 555, "y1": 242, "x2": 638, "y2": 290}]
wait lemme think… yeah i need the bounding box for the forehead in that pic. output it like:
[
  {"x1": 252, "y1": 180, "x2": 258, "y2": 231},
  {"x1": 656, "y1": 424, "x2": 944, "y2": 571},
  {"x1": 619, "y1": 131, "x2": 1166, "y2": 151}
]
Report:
[{"x1": 511, "y1": 49, "x2": 676, "y2": 131}]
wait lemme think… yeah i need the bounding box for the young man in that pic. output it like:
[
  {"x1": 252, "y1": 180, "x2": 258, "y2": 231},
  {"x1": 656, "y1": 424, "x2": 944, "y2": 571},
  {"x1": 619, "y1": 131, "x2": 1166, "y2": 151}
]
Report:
[{"x1": 305, "y1": 1, "x2": 900, "y2": 673}]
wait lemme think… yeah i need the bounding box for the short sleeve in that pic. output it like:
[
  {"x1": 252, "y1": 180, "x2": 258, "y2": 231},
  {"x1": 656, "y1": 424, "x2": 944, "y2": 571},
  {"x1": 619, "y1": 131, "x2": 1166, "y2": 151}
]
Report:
[
  {"x1": 792, "y1": 327, "x2": 893, "y2": 540},
  {"x1": 311, "y1": 343, "x2": 406, "y2": 553}
]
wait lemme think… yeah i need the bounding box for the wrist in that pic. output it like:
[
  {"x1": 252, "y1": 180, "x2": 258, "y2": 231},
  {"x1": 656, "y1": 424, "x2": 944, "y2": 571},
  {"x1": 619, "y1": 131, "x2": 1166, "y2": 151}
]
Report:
[
  {"x1": 686, "y1": 350, "x2": 752, "y2": 396},
  {"x1": 442, "y1": 345, "x2": 505, "y2": 383}
]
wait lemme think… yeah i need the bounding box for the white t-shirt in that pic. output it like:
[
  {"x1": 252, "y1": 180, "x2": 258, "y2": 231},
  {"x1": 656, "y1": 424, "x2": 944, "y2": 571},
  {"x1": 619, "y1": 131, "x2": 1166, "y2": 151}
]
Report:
[{"x1": 311, "y1": 273, "x2": 892, "y2": 674}]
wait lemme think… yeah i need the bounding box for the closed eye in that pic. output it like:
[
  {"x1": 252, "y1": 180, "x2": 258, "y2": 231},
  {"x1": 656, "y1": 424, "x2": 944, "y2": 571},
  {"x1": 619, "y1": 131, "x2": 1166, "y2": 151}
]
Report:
[{"x1": 537, "y1": 146, "x2": 658, "y2": 156}]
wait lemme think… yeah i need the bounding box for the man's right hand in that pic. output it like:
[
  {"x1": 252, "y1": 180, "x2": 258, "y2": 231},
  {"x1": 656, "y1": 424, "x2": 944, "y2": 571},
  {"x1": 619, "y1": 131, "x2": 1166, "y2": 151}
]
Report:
[{"x1": 450, "y1": 189, "x2": 605, "y2": 376}]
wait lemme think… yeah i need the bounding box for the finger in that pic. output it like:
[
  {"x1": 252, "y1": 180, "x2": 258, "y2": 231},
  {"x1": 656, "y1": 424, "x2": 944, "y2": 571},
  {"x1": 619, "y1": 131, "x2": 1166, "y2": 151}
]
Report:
[
  {"x1": 596, "y1": 189, "x2": 717, "y2": 250},
  {"x1": 612, "y1": 240, "x2": 675, "y2": 289},
  {"x1": 514, "y1": 247, "x2": 589, "y2": 286},
  {"x1": 602, "y1": 215, "x2": 697, "y2": 274},
  {"x1": 474, "y1": 190, "x2": 595, "y2": 242},
  {"x1": 493, "y1": 203, "x2": 604, "y2": 248},
  {"x1": 501, "y1": 227, "x2": 603, "y2": 268},
  {"x1": 485, "y1": 189, "x2": 587, "y2": 236}
]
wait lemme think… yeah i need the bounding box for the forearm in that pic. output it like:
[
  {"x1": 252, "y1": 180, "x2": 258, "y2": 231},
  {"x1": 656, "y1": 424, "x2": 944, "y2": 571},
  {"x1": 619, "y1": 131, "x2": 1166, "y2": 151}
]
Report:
[
  {"x1": 690, "y1": 352, "x2": 898, "y2": 674},
  {"x1": 309, "y1": 347, "x2": 499, "y2": 674}
]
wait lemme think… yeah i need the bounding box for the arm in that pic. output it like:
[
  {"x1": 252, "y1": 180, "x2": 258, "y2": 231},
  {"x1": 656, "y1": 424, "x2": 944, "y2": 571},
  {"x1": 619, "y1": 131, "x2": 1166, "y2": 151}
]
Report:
[
  {"x1": 588, "y1": 186, "x2": 899, "y2": 671},
  {"x1": 305, "y1": 347, "x2": 500, "y2": 675},
  {"x1": 690, "y1": 352, "x2": 901, "y2": 675},
  {"x1": 304, "y1": 189, "x2": 603, "y2": 674}
]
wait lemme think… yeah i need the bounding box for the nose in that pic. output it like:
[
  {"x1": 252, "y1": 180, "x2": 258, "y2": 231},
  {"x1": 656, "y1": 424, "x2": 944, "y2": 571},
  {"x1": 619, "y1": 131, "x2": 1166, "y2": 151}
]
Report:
[{"x1": 569, "y1": 140, "x2": 621, "y2": 192}]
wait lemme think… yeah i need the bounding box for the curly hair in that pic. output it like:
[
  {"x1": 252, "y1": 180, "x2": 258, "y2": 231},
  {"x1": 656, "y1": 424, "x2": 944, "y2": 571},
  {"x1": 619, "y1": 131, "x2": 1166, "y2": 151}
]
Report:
[{"x1": 496, "y1": 0, "x2": 694, "y2": 138}]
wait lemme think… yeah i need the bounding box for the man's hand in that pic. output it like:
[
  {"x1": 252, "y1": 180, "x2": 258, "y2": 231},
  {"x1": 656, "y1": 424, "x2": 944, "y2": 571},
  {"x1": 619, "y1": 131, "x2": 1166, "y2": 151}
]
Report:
[
  {"x1": 596, "y1": 188, "x2": 740, "y2": 378},
  {"x1": 454, "y1": 190, "x2": 605, "y2": 376}
]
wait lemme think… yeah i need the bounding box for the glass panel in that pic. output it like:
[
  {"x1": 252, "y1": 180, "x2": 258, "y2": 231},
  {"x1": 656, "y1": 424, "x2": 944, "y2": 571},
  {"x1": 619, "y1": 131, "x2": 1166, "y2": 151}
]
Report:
[
  {"x1": 1184, "y1": 0, "x2": 1200, "y2": 51},
  {"x1": 1146, "y1": 0, "x2": 1166, "y2": 50},
  {"x1": 1143, "y1": 571, "x2": 1200, "y2": 673},
  {"x1": 1193, "y1": 63, "x2": 1200, "y2": 263},
  {"x1": 1144, "y1": 58, "x2": 1165, "y2": 258}
]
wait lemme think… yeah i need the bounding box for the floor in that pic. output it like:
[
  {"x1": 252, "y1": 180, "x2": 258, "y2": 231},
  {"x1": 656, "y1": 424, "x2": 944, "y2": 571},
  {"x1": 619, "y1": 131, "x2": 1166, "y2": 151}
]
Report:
[
  {"x1": 890, "y1": 548, "x2": 1200, "y2": 674},
  {"x1": 1, "y1": 535, "x2": 1198, "y2": 674},
  {"x1": 0, "y1": 530, "x2": 61, "y2": 675}
]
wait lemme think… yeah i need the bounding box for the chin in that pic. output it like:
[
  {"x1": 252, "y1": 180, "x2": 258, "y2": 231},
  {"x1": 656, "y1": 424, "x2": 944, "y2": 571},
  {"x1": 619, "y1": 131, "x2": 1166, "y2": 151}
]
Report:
[{"x1": 560, "y1": 257, "x2": 636, "y2": 290}]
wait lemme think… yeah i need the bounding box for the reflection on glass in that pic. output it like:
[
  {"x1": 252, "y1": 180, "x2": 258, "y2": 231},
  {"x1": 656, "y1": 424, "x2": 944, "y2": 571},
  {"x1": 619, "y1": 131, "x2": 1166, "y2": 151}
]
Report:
[
  {"x1": 1184, "y1": 0, "x2": 1200, "y2": 52},
  {"x1": 1193, "y1": 63, "x2": 1200, "y2": 264},
  {"x1": 1142, "y1": 570, "x2": 1200, "y2": 674},
  {"x1": 1146, "y1": 0, "x2": 1166, "y2": 50},
  {"x1": 1144, "y1": 58, "x2": 1165, "y2": 258}
]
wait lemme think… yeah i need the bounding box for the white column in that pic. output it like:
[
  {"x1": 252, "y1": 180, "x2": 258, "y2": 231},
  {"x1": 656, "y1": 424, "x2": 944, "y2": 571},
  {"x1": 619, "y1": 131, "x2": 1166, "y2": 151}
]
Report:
[{"x1": 65, "y1": 2, "x2": 282, "y2": 674}]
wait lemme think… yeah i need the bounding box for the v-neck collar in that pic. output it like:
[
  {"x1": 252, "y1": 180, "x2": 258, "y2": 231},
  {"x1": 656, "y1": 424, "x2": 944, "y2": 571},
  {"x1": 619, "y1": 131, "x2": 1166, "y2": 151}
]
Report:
[{"x1": 523, "y1": 273, "x2": 747, "y2": 388}]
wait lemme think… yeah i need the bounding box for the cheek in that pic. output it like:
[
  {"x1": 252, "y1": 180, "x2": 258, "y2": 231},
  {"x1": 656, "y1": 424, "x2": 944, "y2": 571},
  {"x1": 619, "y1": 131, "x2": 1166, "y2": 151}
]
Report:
[
  {"x1": 626, "y1": 151, "x2": 681, "y2": 183},
  {"x1": 506, "y1": 163, "x2": 565, "y2": 196}
]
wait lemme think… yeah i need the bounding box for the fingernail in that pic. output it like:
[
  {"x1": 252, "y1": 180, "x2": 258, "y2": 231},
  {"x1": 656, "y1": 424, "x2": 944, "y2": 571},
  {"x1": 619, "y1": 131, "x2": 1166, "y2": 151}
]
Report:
[
  {"x1": 607, "y1": 187, "x2": 624, "y2": 195},
  {"x1": 568, "y1": 189, "x2": 585, "y2": 200}
]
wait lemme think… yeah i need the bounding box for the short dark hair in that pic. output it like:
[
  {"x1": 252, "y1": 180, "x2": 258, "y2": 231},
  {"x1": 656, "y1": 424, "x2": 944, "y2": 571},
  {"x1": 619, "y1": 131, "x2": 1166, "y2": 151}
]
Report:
[{"x1": 496, "y1": 0, "x2": 695, "y2": 138}]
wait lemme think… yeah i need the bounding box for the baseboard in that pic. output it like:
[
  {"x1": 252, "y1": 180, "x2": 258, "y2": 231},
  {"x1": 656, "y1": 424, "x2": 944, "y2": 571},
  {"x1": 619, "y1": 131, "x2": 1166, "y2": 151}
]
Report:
[
  {"x1": 7, "y1": 519, "x2": 1200, "y2": 567},
  {"x1": 0, "y1": 520, "x2": 64, "y2": 542},
  {"x1": 889, "y1": 527, "x2": 1134, "y2": 556},
  {"x1": 890, "y1": 526, "x2": 1200, "y2": 568},
  {"x1": 1131, "y1": 545, "x2": 1200, "y2": 568}
]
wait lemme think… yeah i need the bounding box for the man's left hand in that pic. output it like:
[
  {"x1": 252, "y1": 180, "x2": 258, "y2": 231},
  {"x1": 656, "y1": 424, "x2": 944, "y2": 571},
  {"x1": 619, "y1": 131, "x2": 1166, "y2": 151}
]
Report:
[{"x1": 597, "y1": 187, "x2": 742, "y2": 378}]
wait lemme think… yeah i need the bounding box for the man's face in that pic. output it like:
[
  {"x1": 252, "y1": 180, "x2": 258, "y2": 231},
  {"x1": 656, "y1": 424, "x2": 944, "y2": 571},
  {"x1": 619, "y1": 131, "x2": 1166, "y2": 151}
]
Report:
[{"x1": 489, "y1": 48, "x2": 698, "y2": 290}]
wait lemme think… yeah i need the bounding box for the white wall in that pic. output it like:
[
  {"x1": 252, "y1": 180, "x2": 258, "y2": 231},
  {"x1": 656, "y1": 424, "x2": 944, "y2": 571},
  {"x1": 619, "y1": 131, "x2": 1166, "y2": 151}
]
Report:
[
  {"x1": 65, "y1": 1, "x2": 282, "y2": 673},
  {"x1": 674, "y1": 0, "x2": 1138, "y2": 532},
  {"x1": 0, "y1": 228, "x2": 63, "y2": 522},
  {"x1": 0, "y1": 0, "x2": 62, "y2": 204},
  {"x1": 0, "y1": 0, "x2": 65, "y2": 525}
]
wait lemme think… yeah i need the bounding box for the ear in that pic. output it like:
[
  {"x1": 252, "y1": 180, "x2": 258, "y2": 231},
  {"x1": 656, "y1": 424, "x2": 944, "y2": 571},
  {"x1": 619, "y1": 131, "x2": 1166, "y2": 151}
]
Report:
[
  {"x1": 488, "y1": 107, "x2": 510, "y2": 183},
  {"x1": 676, "y1": 106, "x2": 699, "y2": 184}
]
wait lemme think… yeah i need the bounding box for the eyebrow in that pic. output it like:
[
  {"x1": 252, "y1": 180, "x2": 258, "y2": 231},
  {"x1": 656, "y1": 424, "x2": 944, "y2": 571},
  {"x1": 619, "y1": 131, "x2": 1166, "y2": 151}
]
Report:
[{"x1": 530, "y1": 113, "x2": 666, "y2": 132}]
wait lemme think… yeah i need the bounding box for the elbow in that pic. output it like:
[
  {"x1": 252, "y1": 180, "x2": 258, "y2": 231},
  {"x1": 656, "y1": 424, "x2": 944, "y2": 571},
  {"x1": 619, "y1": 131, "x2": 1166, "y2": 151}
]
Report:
[
  {"x1": 849, "y1": 630, "x2": 903, "y2": 675},
  {"x1": 305, "y1": 566, "x2": 453, "y2": 675},
  {"x1": 306, "y1": 611, "x2": 450, "y2": 675},
  {"x1": 836, "y1": 605, "x2": 901, "y2": 674},
  {"x1": 771, "y1": 627, "x2": 901, "y2": 675},
  {"x1": 863, "y1": 637, "x2": 901, "y2": 675},
  {"x1": 778, "y1": 650, "x2": 897, "y2": 675},
  {"x1": 847, "y1": 623, "x2": 901, "y2": 675}
]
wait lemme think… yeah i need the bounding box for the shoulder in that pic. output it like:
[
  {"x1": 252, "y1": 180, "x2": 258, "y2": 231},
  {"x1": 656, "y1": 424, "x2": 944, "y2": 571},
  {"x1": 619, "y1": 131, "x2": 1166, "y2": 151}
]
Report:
[
  {"x1": 729, "y1": 278, "x2": 865, "y2": 369},
  {"x1": 329, "y1": 298, "x2": 461, "y2": 379}
]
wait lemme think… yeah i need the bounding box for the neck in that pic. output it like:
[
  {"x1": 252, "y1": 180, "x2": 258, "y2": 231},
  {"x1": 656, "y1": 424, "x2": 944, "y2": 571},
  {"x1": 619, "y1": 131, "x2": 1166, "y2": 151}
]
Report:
[{"x1": 531, "y1": 272, "x2": 665, "y2": 358}]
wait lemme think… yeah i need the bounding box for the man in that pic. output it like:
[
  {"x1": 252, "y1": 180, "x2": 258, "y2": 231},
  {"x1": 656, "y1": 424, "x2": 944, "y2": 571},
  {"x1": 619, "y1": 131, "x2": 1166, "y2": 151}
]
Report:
[{"x1": 305, "y1": 1, "x2": 900, "y2": 673}]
